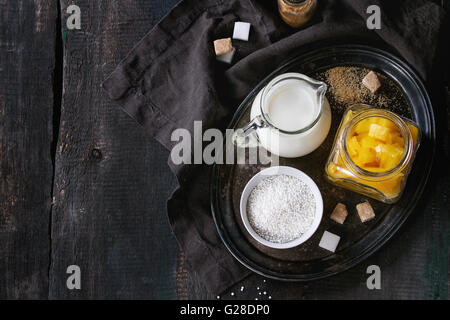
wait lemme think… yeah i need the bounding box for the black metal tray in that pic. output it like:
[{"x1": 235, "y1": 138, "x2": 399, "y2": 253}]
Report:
[{"x1": 210, "y1": 45, "x2": 435, "y2": 281}]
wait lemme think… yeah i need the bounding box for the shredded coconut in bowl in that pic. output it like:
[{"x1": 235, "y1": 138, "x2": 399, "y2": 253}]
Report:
[{"x1": 247, "y1": 174, "x2": 316, "y2": 244}]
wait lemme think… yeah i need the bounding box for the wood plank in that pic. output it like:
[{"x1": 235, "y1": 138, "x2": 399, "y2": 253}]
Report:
[
  {"x1": 49, "y1": 0, "x2": 180, "y2": 299},
  {"x1": 0, "y1": 0, "x2": 57, "y2": 299}
]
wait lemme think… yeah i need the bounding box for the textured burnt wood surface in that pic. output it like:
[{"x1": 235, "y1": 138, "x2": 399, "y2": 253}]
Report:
[
  {"x1": 48, "y1": 0, "x2": 180, "y2": 299},
  {"x1": 0, "y1": 0, "x2": 448, "y2": 300},
  {"x1": 0, "y1": 0, "x2": 57, "y2": 299}
]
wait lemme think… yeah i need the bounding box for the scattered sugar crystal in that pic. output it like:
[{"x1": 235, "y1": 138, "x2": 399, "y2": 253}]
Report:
[
  {"x1": 240, "y1": 286, "x2": 245, "y2": 292},
  {"x1": 233, "y1": 21, "x2": 251, "y2": 41},
  {"x1": 319, "y1": 231, "x2": 341, "y2": 253},
  {"x1": 230, "y1": 292, "x2": 235, "y2": 296},
  {"x1": 216, "y1": 47, "x2": 236, "y2": 64}
]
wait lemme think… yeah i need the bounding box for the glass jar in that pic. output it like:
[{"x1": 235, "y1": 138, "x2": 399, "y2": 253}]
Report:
[
  {"x1": 325, "y1": 105, "x2": 421, "y2": 203},
  {"x1": 277, "y1": 0, "x2": 318, "y2": 28}
]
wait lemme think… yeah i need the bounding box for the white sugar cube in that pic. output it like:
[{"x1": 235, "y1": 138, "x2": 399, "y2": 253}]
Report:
[
  {"x1": 216, "y1": 47, "x2": 236, "y2": 64},
  {"x1": 319, "y1": 231, "x2": 341, "y2": 253},
  {"x1": 233, "y1": 22, "x2": 251, "y2": 41}
]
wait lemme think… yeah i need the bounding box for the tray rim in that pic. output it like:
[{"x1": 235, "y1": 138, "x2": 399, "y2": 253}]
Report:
[{"x1": 210, "y1": 44, "x2": 436, "y2": 281}]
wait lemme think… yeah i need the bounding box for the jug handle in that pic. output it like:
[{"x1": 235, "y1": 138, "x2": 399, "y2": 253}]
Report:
[{"x1": 233, "y1": 115, "x2": 266, "y2": 148}]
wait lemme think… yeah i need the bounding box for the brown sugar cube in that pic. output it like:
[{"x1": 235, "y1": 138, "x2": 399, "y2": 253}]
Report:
[
  {"x1": 214, "y1": 38, "x2": 232, "y2": 56},
  {"x1": 356, "y1": 201, "x2": 376, "y2": 223},
  {"x1": 362, "y1": 71, "x2": 381, "y2": 93},
  {"x1": 330, "y1": 203, "x2": 348, "y2": 224}
]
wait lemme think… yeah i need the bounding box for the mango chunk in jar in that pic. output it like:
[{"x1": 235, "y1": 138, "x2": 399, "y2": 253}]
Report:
[{"x1": 325, "y1": 105, "x2": 420, "y2": 203}]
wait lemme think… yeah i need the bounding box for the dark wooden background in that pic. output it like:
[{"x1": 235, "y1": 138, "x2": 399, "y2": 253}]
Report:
[{"x1": 0, "y1": 0, "x2": 448, "y2": 299}]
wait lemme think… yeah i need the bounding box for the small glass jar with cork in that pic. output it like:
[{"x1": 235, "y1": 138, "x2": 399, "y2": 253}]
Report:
[{"x1": 277, "y1": 0, "x2": 318, "y2": 28}]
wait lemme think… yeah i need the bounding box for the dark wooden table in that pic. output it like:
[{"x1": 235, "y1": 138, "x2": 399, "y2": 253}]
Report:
[{"x1": 0, "y1": 0, "x2": 448, "y2": 300}]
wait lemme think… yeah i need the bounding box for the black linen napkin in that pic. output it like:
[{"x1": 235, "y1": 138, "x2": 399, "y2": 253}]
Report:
[{"x1": 103, "y1": 0, "x2": 446, "y2": 294}]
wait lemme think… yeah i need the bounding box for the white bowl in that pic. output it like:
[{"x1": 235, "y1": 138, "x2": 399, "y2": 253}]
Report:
[{"x1": 240, "y1": 166, "x2": 323, "y2": 249}]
